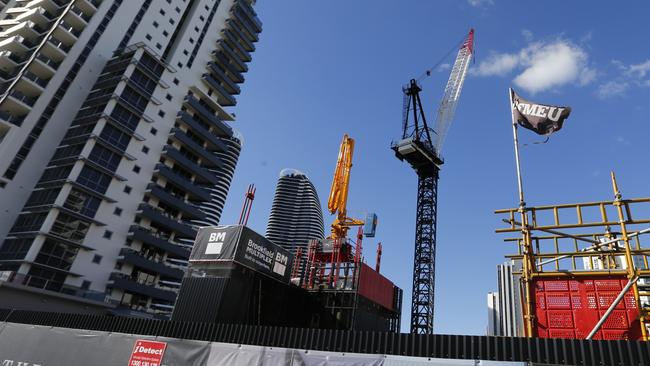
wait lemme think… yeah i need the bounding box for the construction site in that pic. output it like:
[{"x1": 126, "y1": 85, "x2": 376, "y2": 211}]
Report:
[{"x1": 0, "y1": 1, "x2": 648, "y2": 365}]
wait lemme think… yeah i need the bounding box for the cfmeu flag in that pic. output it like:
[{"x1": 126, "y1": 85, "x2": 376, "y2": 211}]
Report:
[{"x1": 510, "y1": 89, "x2": 571, "y2": 135}]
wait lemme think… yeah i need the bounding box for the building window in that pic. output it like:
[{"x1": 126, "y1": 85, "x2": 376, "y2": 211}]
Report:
[
  {"x1": 175, "y1": 6, "x2": 181, "y2": 13},
  {"x1": 177, "y1": 62, "x2": 183, "y2": 68},
  {"x1": 142, "y1": 146, "x2": 149, "y2": 154},
  {"x1": 151, "y1": 127, "x2": 158, "y2": 135},
  {"x1": 133, "y1": 165, "x2": 141, "y2": 173},
  {"x1": 165, "y1": 94, "x2": 172, "y2": 101},
  {"x1": 159, "y1": 9, "x2": 165, "y2": 15},
  {"x1": 153, "y1": 21, "x2": 159, "y2": 28},
  {"x1": 124, "y1": 185, "x2": 132, "y2": 194},
  {"x1": 169, "y1": 18, "x2": 175, "y2": 25},
  {"x1": 173, "y1": 78, "x2": 179, "y2": 85},
  {"x1": 113, "y1": 207, "x2": 122, "y2": 216},
  {"x1": 81, "y1": 280, "x2": 91, "y2": 290},
  {"x1": 189, "y1": 37, "x2": 194, "y2": 44},
  {"x1": 92, "y1": 254, "x2": 102, "y2": 264},
  {"x1": 183, "y1": 49, "x2": 188, "y2": 56},
  {"x1": 158, "y1": 110, "x2": 165, "y2": 118},
  {"x1": 145, "y1": 34, "x2": 152, "y2": 41},
  {"x1": 163, "y1": 30, "x2": 169, "y2": 37},
  {"x1": 103, "y1": 230, "x2": 113, "y2": 239},
  {"x1": 155, "y1": 43, "x2": 162, "y2": 50}
]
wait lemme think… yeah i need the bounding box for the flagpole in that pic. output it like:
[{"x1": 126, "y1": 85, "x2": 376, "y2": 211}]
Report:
[
  {"x1": 509, "y1": 88, "x2": 534, "y2": 338},
  {"x1": 509, "y1": 88, "x2": 525, "y2": 207}
]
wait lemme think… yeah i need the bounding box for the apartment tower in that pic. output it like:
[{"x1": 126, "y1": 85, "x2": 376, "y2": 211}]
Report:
[
  {"x1": 266, "y1": 169, "x2": 325, "y2": 256},
  {"x1": 0, "y1": 0, "x2": 262, "y2": 317}
]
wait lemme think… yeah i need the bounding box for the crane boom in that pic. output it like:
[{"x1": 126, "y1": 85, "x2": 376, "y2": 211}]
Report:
[
  {"x1": 433, "y1": 29, "x2": 474, "y2": 153},
  {"x1": 328, "y1": 134, "x2": 364, "y2": 239}
]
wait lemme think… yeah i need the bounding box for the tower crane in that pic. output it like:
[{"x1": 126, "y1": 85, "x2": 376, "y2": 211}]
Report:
[
  {"x1": 328, "y1": 134, "x2": 377, "y2": 240},
  {"x1": 391, "y1": 29, "x2": 474, "y2": 334}
]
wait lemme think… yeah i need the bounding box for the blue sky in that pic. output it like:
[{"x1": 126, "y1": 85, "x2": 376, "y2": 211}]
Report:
[{"x1": 219, "y1": 1, "x2": 650, "y2": 334}]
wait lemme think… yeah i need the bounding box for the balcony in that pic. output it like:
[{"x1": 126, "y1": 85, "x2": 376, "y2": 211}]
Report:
[
  {"x1": 146, "y1": 183, "x2": 206, "y2": 220},
  {"x1": 108, "y1": 272, "x2": 177, "y2": 302},
  {"x1": 137, "y1": 203, "x2": 197, "y2": 238},
  {"x1": 33, "y1": 52, "x2": 61, "y2": 72},
  {"x1": 176, "y1": 111, "x2": 228, "y2": 152},
  {"x1": 162, "y1": 145, "x2": 218, "y2": 185},
  {"x1": 212, "y1": 49, "x2": 244, "y2": 83},
  {"x1": 129, "y1": 225, "x2": 191, "y2": 258},
  {"x1": 0, "y1": 50, "x2": 28, "y2": 69},
  {"x1": 22, "y1": 70, "x2": 49, "y2": 89},
  {"x1": 7, "y1": 90, "x2": 38, "y2": 111},
  {"x1": 56, "y1": 20, "x2": 82, "y2": 41},
  {"x1": 217, "y1": 40, "x2": 247, "y2": 72},
  {"x1": 0, "y1": 110, "x2": 25, "y2": 126},
  {"x1": 153, "y1": 163, "x2": 211, "y2": 201},
  {"x1": 184, "y1": 95, "x2": 233, "y2": 137},
  {"x1": 169, "y1": 128, "x2": 223, "y2": 168},
  {"x1": 222, "y1": 28, "x2": 251, "y2": 62},
  {"x1": 47, "y1": 35, "x2": 71, "y2": 54},
  {"x1": 117, "y1": 248, "x2": 184, "y2": 279},
  {"x1": 208, "y1": 61, "x2": 241, "y2": 94},
  {"x1": 67, "y1": 5, "x2": 91, "y2": 25},
  {"x1": 234, "y1": 0, "x2": 262, "y2": 33},
  {"x1": 230, "y1": 7, "x2": 259, "y2": 43},
  {"x1": 225, "y1": 19, "x2": 255, "y2": 52},
  {"x1": 202, "y1": 73, "x2": 236, "y2": 107}
]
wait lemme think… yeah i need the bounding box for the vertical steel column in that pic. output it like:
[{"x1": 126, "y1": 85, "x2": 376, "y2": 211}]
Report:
[{"x1": 411, "y1": 168, "x2": 438, "y2": 334}]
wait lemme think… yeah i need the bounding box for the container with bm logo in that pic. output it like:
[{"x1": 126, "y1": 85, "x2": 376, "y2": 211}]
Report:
[{"x1": 190, "y1": 225, "x2": 294, "y2": 284}]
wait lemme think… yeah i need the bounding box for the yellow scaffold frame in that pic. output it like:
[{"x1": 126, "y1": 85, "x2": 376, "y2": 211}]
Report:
[{"x1": 495, "y1": 172, "x2": 650, "y2": 340}]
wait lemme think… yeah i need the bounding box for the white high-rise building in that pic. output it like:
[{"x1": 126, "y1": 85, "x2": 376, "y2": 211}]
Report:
[
  {"x1": 0, "y1": 0, "x2": 262, "y2": 317},
  {"x1": 487, "y1": 260, "x2": 524, "y2": 337}
]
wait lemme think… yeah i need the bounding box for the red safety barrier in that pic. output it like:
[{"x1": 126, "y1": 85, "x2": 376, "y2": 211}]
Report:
[{"x1": 534, "y1": 276, "x2": 642, "y2": 340}]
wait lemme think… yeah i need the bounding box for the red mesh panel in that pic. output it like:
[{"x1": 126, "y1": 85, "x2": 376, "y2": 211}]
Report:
[
  {"x1": 546, "y1": 294, "x2": 571, "y2": 309},
  {"x1": 544, "y1": 280, "x2": 569, "y2": 291},
  {"x1": 548, "y1": 311, "x2": 574, "y2": 328},
  {"x1": 549, "y1": 329, "x2": 576, "y2": 339},
  {"x1": 594, "y1": 279, "x2": 622, "y2": 291},
  {"x1": 601, "y1": 330, "x2": 631, "y2": 340},
  {"x1": 533, "y1": 276, "x2": 641, "y2": 340},
  {"x1": 600, "y1": 310, "x2": 629, "y2": 329}
]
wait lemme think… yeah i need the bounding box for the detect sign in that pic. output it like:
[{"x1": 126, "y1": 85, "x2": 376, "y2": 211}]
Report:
[{"x1": 128, "y1": 339, "x2": 167, "y2": 366}]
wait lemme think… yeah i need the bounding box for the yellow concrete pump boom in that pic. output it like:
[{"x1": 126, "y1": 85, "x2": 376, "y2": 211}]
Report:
[{"x1": 327, "y1": 134, "x2": 365, "y2": 239}]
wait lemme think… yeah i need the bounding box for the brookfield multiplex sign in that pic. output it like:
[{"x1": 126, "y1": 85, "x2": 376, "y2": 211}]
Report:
[{"x1": 190, "y1": 225, "x2": 294, "y2": 284}]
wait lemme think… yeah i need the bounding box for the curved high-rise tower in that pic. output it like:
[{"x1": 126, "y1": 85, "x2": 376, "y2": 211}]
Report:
[
  {"x1": 266, "y1": 169, "x2": 325, "y2": 255},
  {"x1": 195, "y1": 131, "x2": 243, "y2": 226}
]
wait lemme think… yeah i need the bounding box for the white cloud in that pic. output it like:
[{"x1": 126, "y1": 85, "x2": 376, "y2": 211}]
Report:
[
  {"x1": 472, "y1": 39, "x2": 595, "y2": 94},
  {"x1": 514, "y1": 41, "x2": 594, "y2": 93},
  {"x1": 627, "y1": 59, "x2": 650, "y2": 78},
  {"x1": 437, "y1": 63, "x2": 450, "y2": 72},
  {"x1": 467, "y1": 0, "x2": 493, "y2": 7},
  {"x1": 596, "y1": 80, "x2": 629, "y2": 99},
  {"x1": 597, "y1": 59, "x2": 650, "y2": 99},
  {"x1": 472, "y1": 53, "x2": 518, "y2": 76},
  {"x1": 521, "y1": 29, "x2": 533, "y2": 42}
]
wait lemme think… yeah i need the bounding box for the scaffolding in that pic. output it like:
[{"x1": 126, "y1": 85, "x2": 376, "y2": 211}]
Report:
[{"x1": 496, "y1": 173, "x2": 650, "y2": 340}]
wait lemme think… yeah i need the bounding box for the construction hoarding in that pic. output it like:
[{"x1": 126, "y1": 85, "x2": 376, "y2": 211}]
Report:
[{"x1": 0, "y1": 322, "x2": 526, "y2": 366}]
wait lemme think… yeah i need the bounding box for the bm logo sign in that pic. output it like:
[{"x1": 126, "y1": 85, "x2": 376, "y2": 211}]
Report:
[
  {"x1": 205, "y1": 231, "x2": 226, "y2": 255},
  {"x1": 273, "y1": 252, "x2": 288, "y2": 276}
]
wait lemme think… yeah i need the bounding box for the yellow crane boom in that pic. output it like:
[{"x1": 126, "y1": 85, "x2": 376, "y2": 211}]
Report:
[{"x1": 328, "y1": 134, "x2": 365, "y2": 239}]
